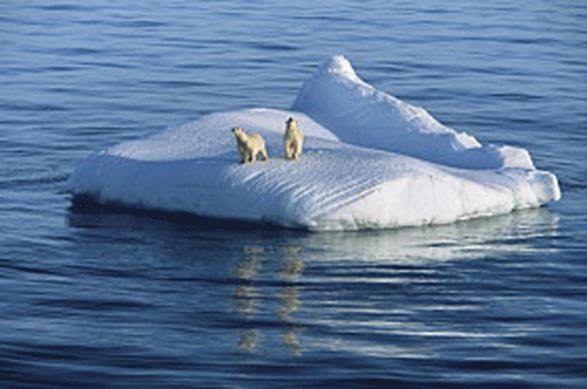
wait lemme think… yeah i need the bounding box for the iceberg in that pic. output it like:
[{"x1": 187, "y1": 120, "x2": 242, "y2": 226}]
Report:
[{"x1": 67, "y1": 56, "x2": 560, "y2": 231}]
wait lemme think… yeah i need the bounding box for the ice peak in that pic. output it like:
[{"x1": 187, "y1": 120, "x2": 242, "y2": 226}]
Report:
[{"x1": 320, "y1": 55, "x2": 361, "y2": 82}]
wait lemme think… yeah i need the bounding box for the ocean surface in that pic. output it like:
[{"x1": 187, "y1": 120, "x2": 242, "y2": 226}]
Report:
[{"x1": 1, "y1": 0, "x2": 586, "y2": 387}]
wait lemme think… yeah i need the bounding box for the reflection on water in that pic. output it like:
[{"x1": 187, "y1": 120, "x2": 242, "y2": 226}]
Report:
[
  {"x1": 279, "y1": 245, "x2": 304, "y2": 356},
  {"x1": 66, "y1": 203, "x2": 561, "y2": 358},
  {"x1": 301, "y1": 208, "x2": 560, "y2": 264},
  {"x1": 68, "y1": 202, "x2": 560, "y2": 266},
  {"x1": 233, "y1": 246, "x2": 262, "y2": 352},
  {"x1": 232, "y1": 243, "x2": 304, "y2": 355}
]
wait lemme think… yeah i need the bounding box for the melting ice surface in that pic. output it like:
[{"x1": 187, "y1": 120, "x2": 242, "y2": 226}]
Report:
[{"x1": 68, "y1": 56, "x2": 560, "y2": 231}]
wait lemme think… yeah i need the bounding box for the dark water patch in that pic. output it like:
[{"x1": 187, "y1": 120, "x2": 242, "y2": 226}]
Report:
[
  {"x1": 0, "y1": 260, "x2": 66, "y2": 279},
  {"x1": 42, "y1": 65, "x2": 84, "y2": 73},
  {"x1": 247, "y1": 42, "x2": 301, "y2": 52},
  {"x1": 558, "y1": 180, "x2": 587, "y2": 192},
  {"x1": 0, "y1": 101, "x2": 69, "y2": 113},
  {"x1": 0, "y1": 173, "x2": 69, "y2": 190},
  {"x1": 144, "y1": 79, "x2": 213, "y2": 89},
  {"x1": 293, "y1": 14, "x2": 356, "y2": 24},
  {"x1": 116, "y1": 19, "x2": 166, "y2": 29},
  {"x1": 75, "y1": 60, "x2": 135, "y2": 70},
  {"x1": 561, "y1": 58, "x2": 587, "y2": 68},
  {"x1": 175, "y1": 62, "x2": 215, "y2": 70},
  {"x1": 487, "y1": 92, "x2": 543, "y2": 102},
  {"x1": 65, "y1": 265, "x2": 149, "y2": 280},
  {"x1": 54, "y1": 47, "x2": 103, "y2": 57},
  {"x1": 37, "y1": 297, "x2": 152, "y2": 311},
  {"x1": 37, "y1": 4, "x2": 98, "y2": 12}
]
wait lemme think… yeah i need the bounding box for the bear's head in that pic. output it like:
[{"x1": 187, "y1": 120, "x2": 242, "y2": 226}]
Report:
[
  {"x1": 286, "y1": 117, "x2": 298, "y2": 129},
  {"x1": 232, "y1": 127, "x2": 246, "y2": 140}
]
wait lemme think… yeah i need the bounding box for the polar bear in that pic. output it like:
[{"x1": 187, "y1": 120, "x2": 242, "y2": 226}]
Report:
[
  {"x1": 284, "y1": 117, "x2": 304, "y2": 160},
  {"x1": 232, "y1": 127, "x2": 269, "y2": 164}
]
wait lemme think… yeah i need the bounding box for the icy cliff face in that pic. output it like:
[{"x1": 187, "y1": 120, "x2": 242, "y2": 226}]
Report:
[{"x1": 68, "y1": 56, "x2": 560, "y2": 231}]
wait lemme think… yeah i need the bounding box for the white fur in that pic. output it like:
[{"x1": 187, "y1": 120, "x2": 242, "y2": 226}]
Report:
[
  {"x1": 284, "y1": 117, "x2": 304, "y2": 160},
  {"x1": 232, "y1": 127, "x2": 269, "y2": 164}
]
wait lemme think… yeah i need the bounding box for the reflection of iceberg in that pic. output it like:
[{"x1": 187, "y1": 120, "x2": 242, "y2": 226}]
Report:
[
  {"x1": 66, "y1": 201, "x2": 560, "y2": 360},
  {"x1": 68, "y1": 200, "x2": 559, "y2": 264},
  {"x1": 67, "y1": 56, "x2": 560, "y2": 231},
  {"x1": 298, "y1": 207, "x2": 560, "y2": 264}
]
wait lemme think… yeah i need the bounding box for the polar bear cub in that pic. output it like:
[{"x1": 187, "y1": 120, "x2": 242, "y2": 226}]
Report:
[
  {"x1": 232, "y1": 127, "x2": 269, "y2": 164},
  {"x1": 284, "y1": 117, "x2": 304, "y2": 160}
]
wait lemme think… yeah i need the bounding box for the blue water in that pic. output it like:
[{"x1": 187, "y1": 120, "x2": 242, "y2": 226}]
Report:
[{"x1": 1, "y1": 0, "x2": 586, "y2": 386}]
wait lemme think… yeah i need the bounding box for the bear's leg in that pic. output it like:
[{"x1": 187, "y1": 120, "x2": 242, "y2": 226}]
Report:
[
  {"x1": 237, "y1": 145, "x2": 245, "y2": 163},
  {"x1": 296, "y1": 140, "x2": 303, "y2": 160},
  {"x1": 291, "y1": 141, "x2": 299, "y2": 160},
  {"x1": 260, "y1": 147, "x2": 269, "y2": 161},
  {"x1": 285, "y1": 142, "x2": 294, "y2": 160}
]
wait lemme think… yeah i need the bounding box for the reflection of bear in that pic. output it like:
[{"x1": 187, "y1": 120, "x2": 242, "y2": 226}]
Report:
[
  {"x1": 284, "y1": 117, "x2": 304, "y2": 161},
  {"x1": 232, "y1": 127, "x2": 269, "y2": 164}
]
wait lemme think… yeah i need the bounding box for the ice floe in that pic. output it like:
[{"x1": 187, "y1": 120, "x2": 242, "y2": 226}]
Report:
[{"x1": 68, "y1": 56, "x2": 560, "y2": 230}]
